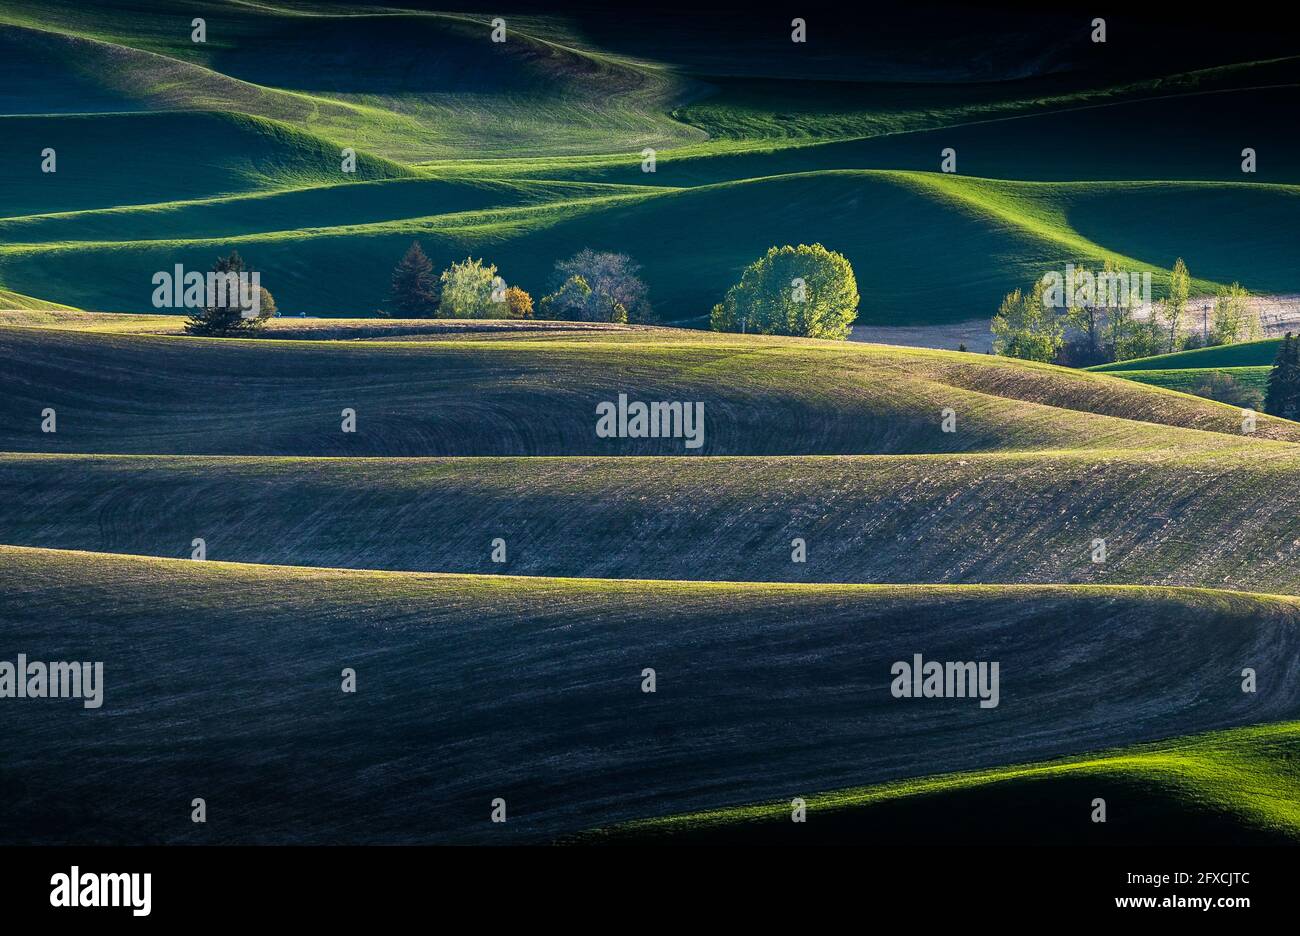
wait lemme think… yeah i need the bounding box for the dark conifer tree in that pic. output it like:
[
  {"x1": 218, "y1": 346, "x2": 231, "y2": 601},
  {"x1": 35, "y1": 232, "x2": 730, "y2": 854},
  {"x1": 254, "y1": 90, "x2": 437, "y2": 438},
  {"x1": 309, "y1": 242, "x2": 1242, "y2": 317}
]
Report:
[
  {"x1": 1264, "y1": 332, "x2": 1300, "y2": 418},
  {"x1": 389, "y1": 241, "x2": 439, "y2": 317}
]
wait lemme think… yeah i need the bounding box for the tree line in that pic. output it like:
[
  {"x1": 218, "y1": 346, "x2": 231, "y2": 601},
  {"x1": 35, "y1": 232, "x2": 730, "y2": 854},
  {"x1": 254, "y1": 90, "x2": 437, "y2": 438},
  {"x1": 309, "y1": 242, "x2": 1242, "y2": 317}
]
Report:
[
  {"x1": 992, "y1": 258, "x2": 1259, "y2": 368},
  {"x1": 183, "y1": 241, "x2": 865, "y2": 341},
  {"x1": 388, "y1": 242, "x2": 653, "y2": 323}
]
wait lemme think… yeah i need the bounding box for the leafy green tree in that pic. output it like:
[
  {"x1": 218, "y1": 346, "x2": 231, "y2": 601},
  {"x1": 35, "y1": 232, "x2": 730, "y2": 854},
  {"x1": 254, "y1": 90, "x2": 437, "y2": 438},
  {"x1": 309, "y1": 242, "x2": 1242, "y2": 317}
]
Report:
[
  {"x1": 1055, "y1": 258, "x2": 1188, "y2": 364},
  {"x1": 184, "y1": 250, "x2": 276, "y2": 336},
  {"x1": 1209, "y1": 283, "x2": 1257, "y2": 346},
  {"x1": 710, "y1": 244, "x2": 859, "y2": 340},
  {"x1": 1116, "y1": 301, "x2": 1165, "y2": 361},
  {"x1": 991, "y1": 277, "x2": 1063, "y2": 362},
  {"x1": 1105, "y1": 298, "x2": 1133, "y2": 360},
  {"x1": 389, "y1": 241, "x2": 439, "y2": 317},
  {"x1": 438, "y1": 256, "x2": 505, "y2": 318},
  {"x1": 1063, "y1": 262, "x2": 1106, "y2": 363},
  {"x1": 1166, "y1": 257, "x2": 1189, "y2": 353},
  {"x1": 1265, "y1": 332, "x2": 1300, "y2": 419},
  {"x1": 1092, "y1": 260, "x2": 1144, "y2": 361}
]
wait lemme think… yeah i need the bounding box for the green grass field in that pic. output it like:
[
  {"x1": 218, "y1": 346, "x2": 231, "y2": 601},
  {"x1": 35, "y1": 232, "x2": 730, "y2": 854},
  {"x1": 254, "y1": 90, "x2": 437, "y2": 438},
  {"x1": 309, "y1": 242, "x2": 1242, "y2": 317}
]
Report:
[
  {"x1": 3, "y1": 2, "x2": 1300, "y2": 320},
  {"x1": 1089, "y1": 340, "x2": 1284, "y2": 401},
  {"x1": 1103, "y1": 366, "x2": 1271, "y2": 397},
  {"x1": 1091, "y1": 338, "x2": 1283, "y2": 371},
  {"x1": 0, "y1": 285, "x2": 77, "y2": 311},
  {"x1": 583, "y1": 721, "x2": 1300, "y2": 845}
]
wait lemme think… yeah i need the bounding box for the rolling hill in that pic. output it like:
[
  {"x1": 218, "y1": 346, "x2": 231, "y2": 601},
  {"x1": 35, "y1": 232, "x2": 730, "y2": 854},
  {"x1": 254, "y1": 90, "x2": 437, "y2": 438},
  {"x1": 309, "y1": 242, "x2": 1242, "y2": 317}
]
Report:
[
  {"x1": 0, "y1": 6, "x2": 703, "y2": 161},
  {"x1": 5, "y1": 545, "x2": 1298, "y2": 844},
  {"x1": 3, "y1": 446, "x2": 1300, "y2": 592},
  {"x1": 2, "y1": 169, "x2": 1297, "y2": 321},
  {"x1": 2, "y1": 3, "x2": 1299, "y2": 318},
  {"x1": 1088, "y1": 340, "x2": 1283, "y2": 402},
  {"x1": 583, "y1": 721, "x2": 1300, "y2": 845},
  {"x1": 1091, "y1": 338, "x2": 1283, "y2": 371},
  {"x1": 0, "y1": 285, "x2": 78, "y2": 311},
  {"x1": 1104, "y1": 366, "x2": 1271, "y2": 399},
  {"x1": 0, "y1": 111, "x2": 411, "y2": 219},
  {"x1": 3, "y1": 323, "x2": 1298, "y2": 457}
]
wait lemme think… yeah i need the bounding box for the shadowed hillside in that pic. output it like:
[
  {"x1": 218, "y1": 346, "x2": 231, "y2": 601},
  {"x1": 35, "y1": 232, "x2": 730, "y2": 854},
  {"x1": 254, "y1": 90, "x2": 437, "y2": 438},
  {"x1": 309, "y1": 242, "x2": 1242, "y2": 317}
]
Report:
[
  {"x1": 4, "y1": 545, "x2": 1298, "y2": 844},
  {"x1": 4, "y1": 171, "x2": 1298, "y2": 320},
  {"x1": 582, "y1": 722, "x2": 1300, "y2": 845},
  {"x1": 2, "y1": 325, "x2": 1297, "y2": 456},
  {"x1": 3, "y1": 3, "x2": 1300, "y2": 318},
  {"x1": 0, "y1": 112, "x2": 410, "y2": 218},
  {"x1": 3, "y1": 449, "x2": 1300, "y2": 593}
]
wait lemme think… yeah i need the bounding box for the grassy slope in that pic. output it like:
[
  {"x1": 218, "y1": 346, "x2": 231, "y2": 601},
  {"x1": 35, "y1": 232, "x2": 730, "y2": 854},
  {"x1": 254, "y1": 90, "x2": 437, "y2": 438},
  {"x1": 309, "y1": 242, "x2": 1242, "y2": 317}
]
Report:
[
  {"x1": 0, "y1": 285, "x2": 78, "y2": 311},
  {"x1": 4, "y1": 325, "x2": 1299, "y2": 456},
  {"x1": 1090, "y1": 340, "x2": 1283, "y2": 399},
  {"x1": 1092, "y1": 338, "x2": 1283, "y2": 371},
  {"x1": 1112, "y1": 366, "x2": 1271, "y2": 397},
  {"x1": 2, "y1": 5, "x2": 1300, "y2": 318},
  {"x1": 584, "y1": 722, "x2": 1300, "y2": 845},
  {"x1": 5, "y1": 544, "x2": 1300, "y2": 844},
  {"x1": 2, "y1": 325, "x2": 1296, "y2": 597},
  {"x1": 0, "y1": 6, "x2": 703, "y2": 161},
  {"x1": 3, "y1": 447, "x2": 1300, "y2": 593},
  {"x1": 0, "y1": 177, "x2": 637, "y2": 244},
  {"x1": 0, "y1": 112, "x2": 411, "y2": 219},
  {"x1": 4, "y1": 172, "x2": 1298, "y2": 320},
  {"x1": 3, "y1": 1, "x2": 1299, "y2": 846},
  {"x1": 675, "y1": 58, "x2": 1300, "y2": 153},
  {"x1": 0, "y1": 309, "x2": 653, "y2": 335}
]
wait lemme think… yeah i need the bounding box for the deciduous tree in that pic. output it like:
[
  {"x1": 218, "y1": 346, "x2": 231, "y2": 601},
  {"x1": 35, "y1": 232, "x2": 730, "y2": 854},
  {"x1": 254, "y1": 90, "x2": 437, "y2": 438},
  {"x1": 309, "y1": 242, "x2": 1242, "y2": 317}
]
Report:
[{"x1": 710, "y1": 243, "x2": 858, "y2": 340}]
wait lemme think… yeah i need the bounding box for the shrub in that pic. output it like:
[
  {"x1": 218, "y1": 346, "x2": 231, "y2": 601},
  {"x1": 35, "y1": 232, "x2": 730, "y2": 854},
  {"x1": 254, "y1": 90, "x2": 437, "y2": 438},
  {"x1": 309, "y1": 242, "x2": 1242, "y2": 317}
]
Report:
[
  {"x1": 502, "y1": 285, "x2": 534, "y2": 319},
  {"x1": 1187, "y1": 371, "x2": 1263, "y2": 410}
]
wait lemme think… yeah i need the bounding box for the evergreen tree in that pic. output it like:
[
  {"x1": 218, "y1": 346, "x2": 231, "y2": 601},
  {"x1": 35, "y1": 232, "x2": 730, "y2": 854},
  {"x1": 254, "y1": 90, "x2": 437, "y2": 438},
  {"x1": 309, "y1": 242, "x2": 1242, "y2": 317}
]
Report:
[
  {"x1": 389, "y1": 241, "x2": 439, "y2": 317},
  {"x1": 1265, "y1": 332, "x2": 1300, "y2": 419},
  {"x1": 184, "y1": 250, "x2": 275, "y2": 336}
]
